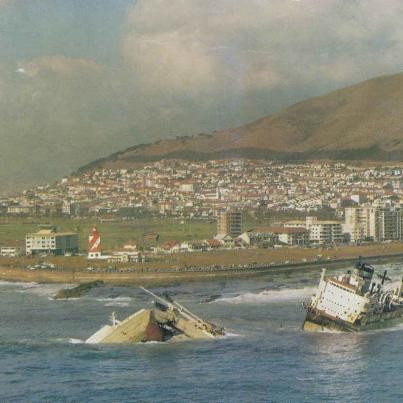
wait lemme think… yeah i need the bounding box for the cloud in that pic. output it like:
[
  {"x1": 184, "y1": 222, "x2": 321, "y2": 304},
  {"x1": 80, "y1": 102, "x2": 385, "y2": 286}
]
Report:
[
  {"x1": 122, "y1": 0, "x2": 403, "y2": 98},
  {"x1": 3, "y1": 1, "x2": 403, "y2": 194},
  {"x1": 19, "y1": 55, "x2": 102, "y2": 78}
]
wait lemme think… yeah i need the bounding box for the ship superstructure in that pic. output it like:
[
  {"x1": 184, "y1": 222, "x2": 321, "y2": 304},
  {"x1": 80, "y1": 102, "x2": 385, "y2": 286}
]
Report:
[{"x1": 303, "y1": 260, "x2": 403, "y2": 332}]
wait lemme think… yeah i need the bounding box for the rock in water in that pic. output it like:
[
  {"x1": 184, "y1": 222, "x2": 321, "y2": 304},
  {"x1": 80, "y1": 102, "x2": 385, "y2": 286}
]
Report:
[{"x1": 54, "y1": 281, "x2": 104, "y2": 299}]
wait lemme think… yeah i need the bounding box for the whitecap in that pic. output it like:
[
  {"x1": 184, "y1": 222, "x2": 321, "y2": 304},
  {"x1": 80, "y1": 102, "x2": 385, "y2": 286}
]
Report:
[
  {"x1": 69, "y1": 338, "x2": 84, "y2": 344},
  {"x1": 0, "y1": 280, "x2": 37, "y2": 287},
  {"x1": 104, "y1": 302, "x2": 130, "y2": 307},
  {"x1": 95, "y1": 297, "x2": 132, "y2": 302},
  {"x1": 214, "y1": 287, "x2": 316, "y2": 304},
  {"x1": 22, "y1": 284, "x2": 74, "y2": 297},
  {"x1": 222, "y1": 332, "x2": 241, "y2": 338}
]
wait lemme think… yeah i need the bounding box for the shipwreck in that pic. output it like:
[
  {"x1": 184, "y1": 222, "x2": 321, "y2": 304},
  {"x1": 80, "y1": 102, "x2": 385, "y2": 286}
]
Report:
[
  {"x1": 86, "y1": 287, "x2": 225, "y2": 344},
  {"x1": 303, "y1": 259, "x2": 403, "y2": 332}
]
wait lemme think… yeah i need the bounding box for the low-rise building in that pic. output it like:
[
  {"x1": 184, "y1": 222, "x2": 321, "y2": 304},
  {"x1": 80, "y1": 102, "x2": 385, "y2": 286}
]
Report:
[
  {"x1": 107, "y1": 244, "x2": 140, "y2": 263},
  {"x1": 160, "y1": 240, "x2": 180, "y2": 253},
  {"x1": 7, "y1": 205, "x2": 36, "y2": 215},
  {"x1": 214, "y1": 233, "x2": 234, "y2": 248},
  {"x1": 243, "y1": 227, "x2": 279, "y2": 248},
  {"x1": 277, "y1": 227, "x2": 310, "y2": 246},
  {"x1": 306, "y1": 217, "x2": 343, "y2": 245},
  {"x1": 26, "y1": 225, "x2": 79, "y2": 256},
  {"x1": 0, "y1": 241, "x2": 25, "y2": 257}
]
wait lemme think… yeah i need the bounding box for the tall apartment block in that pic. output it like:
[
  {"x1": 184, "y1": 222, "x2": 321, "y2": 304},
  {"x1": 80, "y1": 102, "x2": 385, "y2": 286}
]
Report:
[
  {"x1": 343, "y1": 205, "x2": 402, "y2": 242},
  {"x1": 217, "y1": 210, "x2": 243, "y2": 237}
]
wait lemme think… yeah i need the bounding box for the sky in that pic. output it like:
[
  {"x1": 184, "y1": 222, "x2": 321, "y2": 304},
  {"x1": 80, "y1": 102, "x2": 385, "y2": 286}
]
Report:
[{"x1": 1, "y1": 0, "x2": 403, "y2": 194}]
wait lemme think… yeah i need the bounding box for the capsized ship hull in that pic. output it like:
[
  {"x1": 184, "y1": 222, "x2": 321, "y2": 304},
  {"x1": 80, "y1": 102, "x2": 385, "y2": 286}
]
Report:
[
  {"x1": 303, "y1": 306, "x2": 403, "y2": 332},
  {"x1": 86, "y1": 287, "x2": 225, "y2": 344}
]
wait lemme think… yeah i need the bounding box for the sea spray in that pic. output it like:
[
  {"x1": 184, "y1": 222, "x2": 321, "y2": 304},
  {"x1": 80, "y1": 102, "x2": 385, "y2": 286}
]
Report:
[{"x1": 214, "y1": 287, "x2": 316, "y2": 304}]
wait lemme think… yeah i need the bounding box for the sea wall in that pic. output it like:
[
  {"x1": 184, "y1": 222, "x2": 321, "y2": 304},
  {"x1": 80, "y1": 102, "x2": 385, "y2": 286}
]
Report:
[{"x1": 1, "y1": 252, "x2": 402, "y2": 286}]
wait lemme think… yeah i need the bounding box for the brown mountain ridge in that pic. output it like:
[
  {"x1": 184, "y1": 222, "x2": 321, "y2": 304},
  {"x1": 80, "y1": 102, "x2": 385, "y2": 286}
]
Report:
[{"x1": 79, "y1": 72, "x2": 403, "y2": 172}]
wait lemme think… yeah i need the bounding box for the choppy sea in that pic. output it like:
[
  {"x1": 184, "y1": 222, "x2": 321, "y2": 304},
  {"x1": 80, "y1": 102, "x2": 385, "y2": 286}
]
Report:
[{"x1": 1, "y1": 263, "x2": 403, "y2": 402}]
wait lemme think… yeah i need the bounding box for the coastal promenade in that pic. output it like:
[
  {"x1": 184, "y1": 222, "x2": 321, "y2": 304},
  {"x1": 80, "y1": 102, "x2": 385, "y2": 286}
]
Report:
[{"x1": 1, "y1": 250, "x2": 402, "y2": 286}]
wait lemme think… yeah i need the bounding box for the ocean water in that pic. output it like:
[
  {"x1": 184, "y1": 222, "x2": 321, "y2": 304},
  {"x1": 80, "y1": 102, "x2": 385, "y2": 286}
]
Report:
[{"x1": 1, "y1": 264, "x2": 403, "y2": 402}]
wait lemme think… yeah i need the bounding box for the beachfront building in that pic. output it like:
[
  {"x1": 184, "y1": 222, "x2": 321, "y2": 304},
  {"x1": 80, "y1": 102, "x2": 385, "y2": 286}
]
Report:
[
  {"x1": 26, "y1": 225, "x2": 79, "y2": 256},
  {"x1": 0, "y1": 241, "x2": 25, "y2": 257},
  {"x1": 375, "y1": 206, "x2": 401, "y2": 242},
  {"x1": 277, "y1": 227, "x2": 310, "y2": 246},
  {"x1": 306, "y1": 217, "x2": 343, "y2": 245},
  {"x1": 343, "y1": 205, "x2": 402, "y2": 242},
  {"x1": 108, "y1": 244, "x2": 141, "y2": 263},
  {"x1": 343, "y1": 207, "x2": 376, "y2": 242}
]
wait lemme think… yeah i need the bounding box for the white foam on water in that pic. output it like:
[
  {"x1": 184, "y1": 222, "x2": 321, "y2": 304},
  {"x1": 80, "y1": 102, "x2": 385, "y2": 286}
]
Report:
[
  {"x1": 22, "y1": 284, "x2": 73, "y2": 297},
  {"x1": 362, "y1": 321, "x2": 403, "y2": 335},
  {"x1": 22, "y1": 282, "x2": 39, "y2": 289},
  {"x1": 68, "y1": 338, "x2": 84, "y2": 344},
  {"x1": 0, "y1": 281, "x2": 75, "y2": 299},
  {"x1": 0, "y1": 280, "x2": 38, "y2": 287},
  {"x1": 95, "y1": 297, "x2": 132, "y2": 302},
  {"x1": 308, "y1": 327, "x2": 344, "y2": 334},
  {"x1": 104, "y1": 301, "x2": 130, "y2": 307},
  {"x1": 222, "y1": 332, "x2": 241, "y2": 338},
  {"x1": 214, "y1": 287, "x2": 316, "y2": 304}
]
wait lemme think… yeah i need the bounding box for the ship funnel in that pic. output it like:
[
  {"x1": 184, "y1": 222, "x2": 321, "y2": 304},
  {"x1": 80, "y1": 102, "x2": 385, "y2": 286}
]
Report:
[
  {"x1": 320, "y1": 268, "x2": 326, "y2": 281},
  {"x1": 382, "y1": 270, "x2": 388, "y2": 285},
  {"x1": 370, "y1": 282, "x2": 376, "y2": 295}
]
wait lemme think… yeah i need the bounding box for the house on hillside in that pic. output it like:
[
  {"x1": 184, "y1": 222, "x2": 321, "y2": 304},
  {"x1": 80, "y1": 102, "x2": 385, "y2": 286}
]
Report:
[
  {"x1": 214, "y1": 233, "x2": 234, "y2": 248},
  {"x1": 160, "y1": 240, "x2": 180, "y2": 253},
  {"x1": 206, "y1": 239, "x2": 222, "y2": 250}
]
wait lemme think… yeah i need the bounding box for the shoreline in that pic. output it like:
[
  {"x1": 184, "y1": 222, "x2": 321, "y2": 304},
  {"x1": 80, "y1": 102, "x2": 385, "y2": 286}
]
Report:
[{"x1": 1, "y1": 252, "x2": 402, "y2": 286}]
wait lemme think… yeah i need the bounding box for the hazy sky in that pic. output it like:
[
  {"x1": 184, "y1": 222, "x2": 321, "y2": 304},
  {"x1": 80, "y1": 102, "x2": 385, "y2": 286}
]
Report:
[{"x1": 1, "y1": 0, "x2": 403, "y2": 193}]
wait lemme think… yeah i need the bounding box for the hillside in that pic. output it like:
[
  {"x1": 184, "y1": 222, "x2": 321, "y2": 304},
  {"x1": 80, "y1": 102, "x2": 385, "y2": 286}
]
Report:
[{"x1": 79, "y1": 72, "x2": 403, "y2": 172}]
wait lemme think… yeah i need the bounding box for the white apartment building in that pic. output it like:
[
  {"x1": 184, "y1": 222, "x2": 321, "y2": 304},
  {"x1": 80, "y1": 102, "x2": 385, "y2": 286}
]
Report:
[
  {"x1": 306, "y1": 216, "x2": 343, "y2": 245},
  {"x1": 343, "y1": 207, "x2": 377, "y2": 242},
  {"x1": 343, "y1": 205, "x2": 401, "y2": 242},
  {"x1": 26, "y1": 226, "x2": 79, "y2": 256}
]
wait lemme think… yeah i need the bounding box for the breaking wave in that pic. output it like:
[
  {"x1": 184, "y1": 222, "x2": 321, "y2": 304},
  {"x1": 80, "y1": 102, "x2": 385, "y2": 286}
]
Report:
[
  {"x1": 104, "y1": 301, "x2": 130, "y2": 307},
  {"x1": 94, "y1": 296, "x2": 132, "y2": 307},
  {"x1": 22, "y1": 284, "x2": 72, "y2": 297},
  {"x1": 68, "y1": 338, "x2": 84, "y2": 344},
  {"x1": 0, "y1": 280, "x2": 74, "y2": 298},
  {"x1": 214, "y1": 287, "x2": 316, "y2": 304},
  {"x1": 95, "y1": 296, "x2": 132, "y2": 303},
  {"x1": 0, "y1": 280, "x2": 38, "y2": 287},
  {"x1": 222, "y1": 332, "x2": 242, "y2": 338}
]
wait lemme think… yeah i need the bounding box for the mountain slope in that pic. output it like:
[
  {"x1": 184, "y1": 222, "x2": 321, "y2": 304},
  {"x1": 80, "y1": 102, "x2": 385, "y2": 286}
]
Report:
[{"x1": 79, "y1": 72, "x2": 403, "y2": 171}]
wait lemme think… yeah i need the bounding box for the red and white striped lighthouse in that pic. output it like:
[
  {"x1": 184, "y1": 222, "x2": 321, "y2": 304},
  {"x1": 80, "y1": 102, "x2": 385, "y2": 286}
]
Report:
[{"x1": 88, "y1": 226, "x2": 102, "y2": 259}]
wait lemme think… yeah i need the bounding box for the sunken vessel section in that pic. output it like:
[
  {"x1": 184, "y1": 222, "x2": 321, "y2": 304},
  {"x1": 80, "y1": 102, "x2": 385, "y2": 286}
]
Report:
[
  {"x1": 303, "y1": 260, "x2": 403, "y2": 332},
  {"x1": 86, "y1": 287, "x2": 225, "y2": 344}
]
